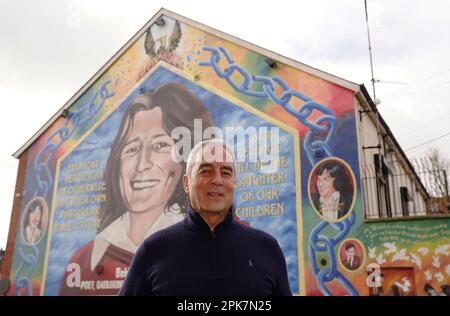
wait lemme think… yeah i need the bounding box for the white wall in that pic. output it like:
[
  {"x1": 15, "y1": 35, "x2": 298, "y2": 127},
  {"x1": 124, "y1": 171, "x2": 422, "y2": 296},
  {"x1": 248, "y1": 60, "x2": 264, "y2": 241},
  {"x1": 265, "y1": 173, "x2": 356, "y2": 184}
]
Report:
[{"x1": 353, "y1": 95, "x2": 427, "y2": 219}]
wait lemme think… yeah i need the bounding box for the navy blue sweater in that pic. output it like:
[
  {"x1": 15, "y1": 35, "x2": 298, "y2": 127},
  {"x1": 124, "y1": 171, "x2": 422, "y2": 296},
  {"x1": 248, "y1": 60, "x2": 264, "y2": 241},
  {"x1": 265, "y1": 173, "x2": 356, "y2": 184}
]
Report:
[{"x1": 118, "y1": 205, "x2": 292, "y2": 296}]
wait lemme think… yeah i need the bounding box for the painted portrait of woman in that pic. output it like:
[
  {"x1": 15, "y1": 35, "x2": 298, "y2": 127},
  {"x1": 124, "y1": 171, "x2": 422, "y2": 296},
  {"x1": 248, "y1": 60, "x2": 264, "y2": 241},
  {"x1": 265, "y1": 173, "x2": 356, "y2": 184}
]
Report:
[{"x1": 59, "y1": 82, "x2": 214, "y2": 295}]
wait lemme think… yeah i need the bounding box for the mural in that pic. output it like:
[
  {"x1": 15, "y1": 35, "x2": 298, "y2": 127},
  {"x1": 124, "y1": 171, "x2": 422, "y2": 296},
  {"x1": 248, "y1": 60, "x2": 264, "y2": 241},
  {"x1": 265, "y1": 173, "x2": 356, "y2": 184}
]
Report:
[
  {"x1": 363, "y1": 220, "x2": 450, "y2": 296},
  {"x1": 7, "y1": 13, "x2": 450, "y2": 296},
  {"x1": 40, "y1": 66, "x2": 299, "y2": 295}
]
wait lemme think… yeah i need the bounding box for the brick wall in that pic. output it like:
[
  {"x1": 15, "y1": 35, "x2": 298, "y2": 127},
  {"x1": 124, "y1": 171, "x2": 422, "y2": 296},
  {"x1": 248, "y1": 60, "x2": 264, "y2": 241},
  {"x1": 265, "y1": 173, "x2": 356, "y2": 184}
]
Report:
[{"x1": 1, "y1": 149, "x2": 29, "y2": 279}]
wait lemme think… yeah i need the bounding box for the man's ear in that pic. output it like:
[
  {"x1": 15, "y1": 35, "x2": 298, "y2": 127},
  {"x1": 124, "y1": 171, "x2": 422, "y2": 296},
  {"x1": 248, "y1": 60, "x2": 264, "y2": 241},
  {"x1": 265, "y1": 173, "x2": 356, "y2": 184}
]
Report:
[{"x1": 183, "y1": 175, "x2": 189, "y2": 193}]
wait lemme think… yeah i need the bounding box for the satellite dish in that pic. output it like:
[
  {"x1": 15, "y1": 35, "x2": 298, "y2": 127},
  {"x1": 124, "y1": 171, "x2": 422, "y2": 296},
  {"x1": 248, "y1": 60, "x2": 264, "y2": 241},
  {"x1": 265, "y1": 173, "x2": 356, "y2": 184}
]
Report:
[{"x1": 0, "y1": 278, "x2": 10, "y2": 295}]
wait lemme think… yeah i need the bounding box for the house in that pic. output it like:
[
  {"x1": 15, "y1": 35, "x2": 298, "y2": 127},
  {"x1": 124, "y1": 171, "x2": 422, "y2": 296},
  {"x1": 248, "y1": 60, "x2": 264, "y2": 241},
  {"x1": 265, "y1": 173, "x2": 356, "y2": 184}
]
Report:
[{"x1": 2, "y1": 8, "x2": 449, "y2": 296}]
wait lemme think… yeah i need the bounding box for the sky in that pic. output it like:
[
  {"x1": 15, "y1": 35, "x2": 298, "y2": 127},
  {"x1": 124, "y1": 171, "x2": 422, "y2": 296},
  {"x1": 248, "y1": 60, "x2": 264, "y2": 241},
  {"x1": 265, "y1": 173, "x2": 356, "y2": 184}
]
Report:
[{"x1": 1, "y1": 0, "x2": 450, "y2": 248}]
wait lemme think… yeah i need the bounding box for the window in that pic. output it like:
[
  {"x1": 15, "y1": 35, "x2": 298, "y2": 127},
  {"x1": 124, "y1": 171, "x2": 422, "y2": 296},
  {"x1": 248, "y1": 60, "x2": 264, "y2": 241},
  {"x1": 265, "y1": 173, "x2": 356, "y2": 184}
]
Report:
[
  {"x1": 400, "y1": 186, "x2": 410, "y2": 216},
  {"x1": 374, "y1": 154, "x2": 392, "y2": 218}
]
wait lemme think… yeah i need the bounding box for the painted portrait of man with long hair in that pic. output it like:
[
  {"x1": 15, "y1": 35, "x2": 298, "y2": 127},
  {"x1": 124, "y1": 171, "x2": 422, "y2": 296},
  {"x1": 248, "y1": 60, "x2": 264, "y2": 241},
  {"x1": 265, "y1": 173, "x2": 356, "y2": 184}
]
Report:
[{"x1": 59, "y1": 82, "x2": 214, "y2": 295}]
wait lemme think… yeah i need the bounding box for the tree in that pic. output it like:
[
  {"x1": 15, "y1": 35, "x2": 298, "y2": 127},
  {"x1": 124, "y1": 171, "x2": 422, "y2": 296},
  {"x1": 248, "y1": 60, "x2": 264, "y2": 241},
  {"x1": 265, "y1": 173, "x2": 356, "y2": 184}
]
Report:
[{"x1": 412, "y1": 147, "x2": 449, "y2": 199}]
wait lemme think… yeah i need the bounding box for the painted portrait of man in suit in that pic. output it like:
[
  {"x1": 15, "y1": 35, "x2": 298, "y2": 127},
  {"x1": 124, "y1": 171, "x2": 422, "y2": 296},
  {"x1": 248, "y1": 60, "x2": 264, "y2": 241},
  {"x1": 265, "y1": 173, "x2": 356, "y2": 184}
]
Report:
[{"x1": 342, "y1": 242, "x2": 362, "y2": 270}]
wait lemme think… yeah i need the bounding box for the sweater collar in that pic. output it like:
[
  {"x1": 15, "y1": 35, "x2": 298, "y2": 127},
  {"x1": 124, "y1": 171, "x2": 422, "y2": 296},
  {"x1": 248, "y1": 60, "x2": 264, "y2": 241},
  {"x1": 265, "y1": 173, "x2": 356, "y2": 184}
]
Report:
[{"x1": 186, "y1": 204, "x2": 235, "y2": 234}]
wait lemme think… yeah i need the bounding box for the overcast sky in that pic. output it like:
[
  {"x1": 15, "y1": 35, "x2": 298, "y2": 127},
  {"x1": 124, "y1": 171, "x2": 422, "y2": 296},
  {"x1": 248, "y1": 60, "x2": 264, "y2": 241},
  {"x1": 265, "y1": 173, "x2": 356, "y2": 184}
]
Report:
[{"x1": 1, "y1": 0, "x2": 450, "y2": 248}]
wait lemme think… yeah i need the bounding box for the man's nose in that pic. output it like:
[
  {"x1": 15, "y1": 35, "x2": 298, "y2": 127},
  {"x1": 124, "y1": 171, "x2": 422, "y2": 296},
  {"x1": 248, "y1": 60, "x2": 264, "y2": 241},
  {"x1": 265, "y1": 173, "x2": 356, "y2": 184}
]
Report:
[
  {"x1": 136, "y1": 145, "x2": 154, "y2": 172},
  {"x1": 211, "y1": 169, "x2": 223, "y2": 185}
]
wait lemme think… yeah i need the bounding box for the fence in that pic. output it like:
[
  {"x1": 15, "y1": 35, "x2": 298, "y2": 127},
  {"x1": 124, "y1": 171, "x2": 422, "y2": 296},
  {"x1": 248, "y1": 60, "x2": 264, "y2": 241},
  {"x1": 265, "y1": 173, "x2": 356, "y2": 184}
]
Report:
[{"x1": 361, "y1": 157, "x2": 449, "y2": 220}]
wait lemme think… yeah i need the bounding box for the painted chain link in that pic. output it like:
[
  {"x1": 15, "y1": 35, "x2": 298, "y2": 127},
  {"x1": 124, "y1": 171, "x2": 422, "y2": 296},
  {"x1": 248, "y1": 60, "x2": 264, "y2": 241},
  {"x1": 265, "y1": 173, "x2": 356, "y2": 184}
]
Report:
[
  {"x1": 32, "y1": 81, "x2": 116, "y2": 198},
  {"x1": 14, "y1": 245, "x2": 39, "y2": 296},
  {"x1": 199, "y1": 46, "x2": 356, "y2": 296},
  {"x1": 14, "y1": 80, "x2": 115, "y2": 296},
  {"x1": 199, "y1": 46, "x2": 336, "y2": 167},
  {"x1": 309, "y1": 211, "x2": 357, "y2": 295}
]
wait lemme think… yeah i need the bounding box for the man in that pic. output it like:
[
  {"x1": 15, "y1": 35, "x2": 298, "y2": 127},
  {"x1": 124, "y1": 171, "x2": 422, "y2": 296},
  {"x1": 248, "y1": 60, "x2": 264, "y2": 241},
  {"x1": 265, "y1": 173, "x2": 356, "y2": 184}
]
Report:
[
  {"x1": 119, "y1": 139, "x2": 292, "y2": 296},
  {"x1": 342, "y1": 243, "x2": 361, "y2": 270},
  {"x1": 311, "y1": 161, "x2": 352, "y2": 221}
]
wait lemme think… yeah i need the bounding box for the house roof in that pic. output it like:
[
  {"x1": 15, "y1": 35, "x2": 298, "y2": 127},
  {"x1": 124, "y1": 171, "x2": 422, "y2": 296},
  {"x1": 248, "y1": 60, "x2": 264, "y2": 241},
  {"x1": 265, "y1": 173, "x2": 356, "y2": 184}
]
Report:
[{"x1": 356, "y1": 85, "x2": 430, "y2": 199}]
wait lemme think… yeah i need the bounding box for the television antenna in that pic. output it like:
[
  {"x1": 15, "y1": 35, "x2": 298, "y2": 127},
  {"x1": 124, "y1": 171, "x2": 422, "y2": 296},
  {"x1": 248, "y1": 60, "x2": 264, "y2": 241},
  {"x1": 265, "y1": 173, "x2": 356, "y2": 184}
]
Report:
[{"x1": 364, "y1": 1, "x2": 408, "y2": 105}]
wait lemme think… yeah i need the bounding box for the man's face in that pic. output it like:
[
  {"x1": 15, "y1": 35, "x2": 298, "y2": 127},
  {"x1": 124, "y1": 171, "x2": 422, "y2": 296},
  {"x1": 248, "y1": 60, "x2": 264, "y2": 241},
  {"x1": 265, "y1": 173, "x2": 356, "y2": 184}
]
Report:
[
  {"x1": 345, "y1": 247, "x2": 355, "y2": 260},
  {"x1": 317, "y1": 168, "x2": 336, "y2": 199},
  {"x1": 184, "y1": 144, "x2": 236, "y2": 214},
  {"x1": 119, "y1": 107, "x2": 182, "y2": 213},
  {"x1": 29, "y1": 206, "x2": 42, "y2": 229}
]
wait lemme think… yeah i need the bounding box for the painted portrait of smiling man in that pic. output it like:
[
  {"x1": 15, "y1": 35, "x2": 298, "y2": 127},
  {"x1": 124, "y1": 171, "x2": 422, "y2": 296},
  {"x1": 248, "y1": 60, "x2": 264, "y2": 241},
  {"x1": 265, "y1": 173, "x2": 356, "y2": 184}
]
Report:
[
  {"x1": 59, "y1": 82, "x2": 214, "y2": 295},
  {"x1": 22, "y1": 197, "x2": 48, "y2": 246},
  {"x1": 308, "y1": 158, "x2": 356, "y2": 222}
]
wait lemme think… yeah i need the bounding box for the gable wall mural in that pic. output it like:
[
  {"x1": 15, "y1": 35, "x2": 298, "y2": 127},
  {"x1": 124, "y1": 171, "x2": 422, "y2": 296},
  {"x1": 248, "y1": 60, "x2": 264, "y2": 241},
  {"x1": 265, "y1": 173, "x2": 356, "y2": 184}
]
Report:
[{"x1": 7, "y1": 13, "x2": 449, "y2": 296}]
